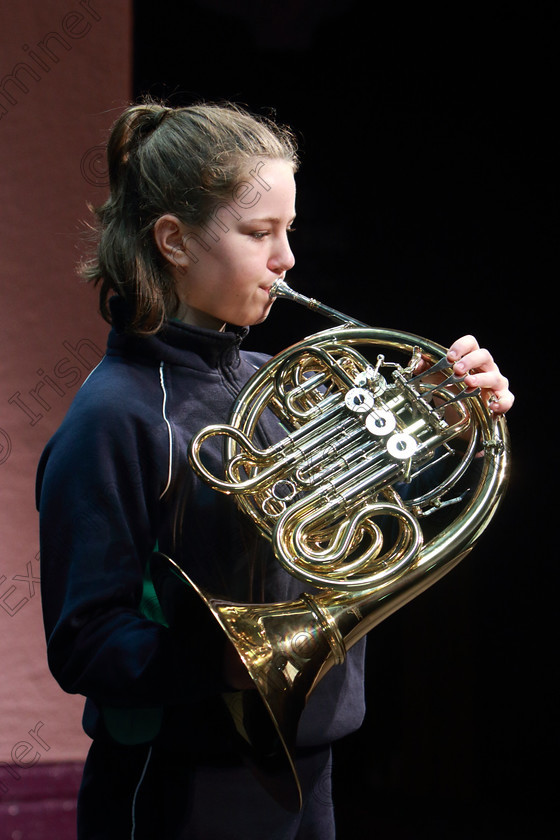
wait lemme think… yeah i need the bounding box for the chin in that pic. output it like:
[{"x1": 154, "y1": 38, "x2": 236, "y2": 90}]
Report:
[{"x1": 247, "y1": 305, "x2": 272, "y2": 327}]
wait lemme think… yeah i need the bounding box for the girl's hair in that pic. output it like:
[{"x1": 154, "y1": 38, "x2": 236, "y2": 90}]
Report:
[{"x1": 81, "y1": 99, "x2": 299, "y2": 335}]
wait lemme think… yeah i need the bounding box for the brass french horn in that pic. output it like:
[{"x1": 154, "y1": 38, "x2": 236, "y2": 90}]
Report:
[{"x1": 151, "y1": 280, "x2": 510, "y2": 812}]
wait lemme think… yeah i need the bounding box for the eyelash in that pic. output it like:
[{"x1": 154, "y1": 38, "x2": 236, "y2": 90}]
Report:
[{"x1": 251, "y1": 227, "x2": 295, "y2": 240}]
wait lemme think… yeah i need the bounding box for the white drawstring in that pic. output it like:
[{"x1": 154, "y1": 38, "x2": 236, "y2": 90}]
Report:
[
  {"x1": 131, "y1": 745, "x2": 153, "y2": 839},
  {"x1": 159, "y1": 362, "x2": 173, "y2": 499}
]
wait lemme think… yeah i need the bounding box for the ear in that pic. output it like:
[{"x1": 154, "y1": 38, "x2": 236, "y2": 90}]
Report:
[{"x1": 153, "y1": 214, "x2": 189, "y2": 272}]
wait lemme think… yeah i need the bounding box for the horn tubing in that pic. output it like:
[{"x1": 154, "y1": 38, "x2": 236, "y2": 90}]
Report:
[{"x1": 270, "y1": 279, "x2": 370, "y2": 328}]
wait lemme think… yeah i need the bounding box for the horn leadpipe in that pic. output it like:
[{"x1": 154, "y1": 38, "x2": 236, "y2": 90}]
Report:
[{"x1": 270, "y1": 279, "x2": 370, "y2": 328}]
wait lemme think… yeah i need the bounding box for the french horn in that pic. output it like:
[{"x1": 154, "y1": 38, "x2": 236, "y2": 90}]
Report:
[{"x1": 150, "y1": 280, "x2": 510, "y2": 812}]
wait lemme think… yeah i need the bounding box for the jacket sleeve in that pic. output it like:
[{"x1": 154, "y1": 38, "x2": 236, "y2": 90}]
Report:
[{"x1": 36, "y1": 381, "x2": 224, "y2": 710}]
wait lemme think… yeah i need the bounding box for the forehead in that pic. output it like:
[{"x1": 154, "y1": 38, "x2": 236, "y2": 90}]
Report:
[{"x1": 235, "y1": 158, "x2": 296, "y2": 216}]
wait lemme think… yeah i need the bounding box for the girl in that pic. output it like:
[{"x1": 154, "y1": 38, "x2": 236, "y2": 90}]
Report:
[{"x1": 37, "y1": 100, "x2": 513, "y2": 840}]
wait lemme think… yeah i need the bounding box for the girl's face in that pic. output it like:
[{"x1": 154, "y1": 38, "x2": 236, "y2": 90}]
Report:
[{"x1": 170, "y1": 158, "x2": 296, "y2": 330}]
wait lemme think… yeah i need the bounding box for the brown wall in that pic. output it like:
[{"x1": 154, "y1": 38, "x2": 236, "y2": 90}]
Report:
[{"x1": 0, "y1": 0, "x2": 131, "y2": 770}]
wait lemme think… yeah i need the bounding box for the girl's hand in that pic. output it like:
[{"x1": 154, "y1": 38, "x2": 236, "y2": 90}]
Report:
[{"x1": 447, "y1": 335, "x2": 514, "y2": 414}]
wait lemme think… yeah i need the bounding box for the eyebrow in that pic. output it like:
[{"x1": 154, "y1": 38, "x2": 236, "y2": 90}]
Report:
[{"x1": 244, "y1": 216, "x2": 296, "y2": 225}]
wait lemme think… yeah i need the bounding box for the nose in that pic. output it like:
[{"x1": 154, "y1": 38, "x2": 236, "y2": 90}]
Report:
[{"x1": 269, "y1": 232, "x2": 295, "y2": 274}]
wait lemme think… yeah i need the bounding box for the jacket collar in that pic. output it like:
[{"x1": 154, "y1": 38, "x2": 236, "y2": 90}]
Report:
[{"x1": 106, "y1": 296, "x2": 249, "y2": 369}]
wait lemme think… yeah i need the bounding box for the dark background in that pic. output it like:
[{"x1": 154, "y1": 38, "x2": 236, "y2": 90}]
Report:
[{"x1": 134, "y1": 2, "x2": 556, "y2": 836}]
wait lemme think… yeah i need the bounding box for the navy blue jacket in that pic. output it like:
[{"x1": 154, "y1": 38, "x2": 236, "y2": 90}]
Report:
[{"x1": 36, "y1": 302, "x2": 366, "y2": 754}]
